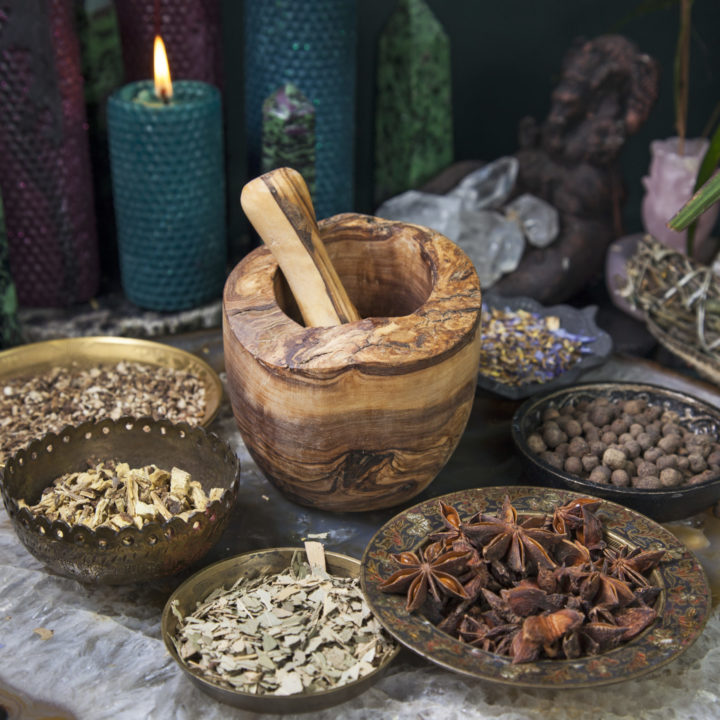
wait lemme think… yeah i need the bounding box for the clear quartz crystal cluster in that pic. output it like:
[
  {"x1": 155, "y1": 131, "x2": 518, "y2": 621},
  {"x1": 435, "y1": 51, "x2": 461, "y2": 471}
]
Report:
[{"x1": 376, "y1": 157, "x2": 559, "y2": 289}]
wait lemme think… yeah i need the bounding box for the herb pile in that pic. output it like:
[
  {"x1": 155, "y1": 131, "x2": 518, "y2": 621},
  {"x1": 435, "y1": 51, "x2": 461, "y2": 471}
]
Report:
[
  {"x1": 528, "y1": 395, "x2": 720, "y2": 489},
  {"x1": 478, "y1": 306, "x2": 595, "y2": 387},
  {"x1": 171, "y1": 550, "x2": 396, "y2": 695},
  {"x1": 19, "y1": 462, "x2": 224, "y2": 530},
  {"x1": 0, "y1": 361, "x2": 207, "y2": 464},
  {"x1": 380, "y1": 496, "x2": 664, "y2": 663}
]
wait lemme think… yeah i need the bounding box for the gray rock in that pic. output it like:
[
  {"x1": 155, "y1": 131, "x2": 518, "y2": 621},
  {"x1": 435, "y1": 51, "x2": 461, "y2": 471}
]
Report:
[
  {"x1": 449, "y1": 157, "x2": 518, "y2": 210},
  {"x1": 455, "y1": 209, "x2": 525, "y2": 288},
  {"x1": 375, "y1": 190, "x2": 462, "y2": 242},
  {"x1": 506, "y1": 193, "x2": 559, "y2": 248}
]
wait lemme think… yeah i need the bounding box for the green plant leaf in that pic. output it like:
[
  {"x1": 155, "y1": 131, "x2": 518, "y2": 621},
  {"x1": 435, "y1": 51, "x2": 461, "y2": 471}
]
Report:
[
  {"x1": 686, "y1": 121, "x2": 720, "y2": 254},
  {"x1": 668, "y1": 172, "x2": 720, "y2": 231},
  {"x1": 695, "y1": 123, "x2": 720, "y2": 192}
]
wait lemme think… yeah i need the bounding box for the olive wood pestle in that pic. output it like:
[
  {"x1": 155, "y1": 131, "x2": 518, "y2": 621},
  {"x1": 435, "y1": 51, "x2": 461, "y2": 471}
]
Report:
[{"x1": 240, "y1": 167, "x2": 361, "y2": 327}]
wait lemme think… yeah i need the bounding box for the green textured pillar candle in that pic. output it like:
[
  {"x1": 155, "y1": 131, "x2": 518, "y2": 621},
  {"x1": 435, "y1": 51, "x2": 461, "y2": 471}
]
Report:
[
  {"x1": 107, "y1": 80, "x2": 226, "y2": 311},
  {"x1": 374, "y1": 0, "x2": 454, "y2": 203}
]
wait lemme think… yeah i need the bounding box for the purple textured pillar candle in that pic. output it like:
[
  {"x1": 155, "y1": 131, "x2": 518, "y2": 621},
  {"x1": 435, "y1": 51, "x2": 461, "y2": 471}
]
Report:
[
  {"x1": 0, "y1": 0, "x2": 100, "y2": 306},
  {"x1": 115, "y1": 0, "x2": 223, "y2": 87}
]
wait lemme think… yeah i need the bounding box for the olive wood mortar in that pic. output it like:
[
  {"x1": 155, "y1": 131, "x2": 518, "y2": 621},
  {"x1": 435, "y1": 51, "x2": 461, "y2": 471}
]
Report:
[{"x1": 223, "y1": 213, "x2": 482, "y2": 511}]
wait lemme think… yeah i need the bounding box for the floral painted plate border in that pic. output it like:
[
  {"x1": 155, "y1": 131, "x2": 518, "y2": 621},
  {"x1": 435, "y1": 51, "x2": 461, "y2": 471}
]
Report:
[{"x1": 360, "y1": 486, "x2": 710, "y2": 689}]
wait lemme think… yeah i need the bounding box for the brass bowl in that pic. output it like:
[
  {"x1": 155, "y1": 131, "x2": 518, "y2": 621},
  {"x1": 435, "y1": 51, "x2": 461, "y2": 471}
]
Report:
[
  {"x1": 161, "y1": 547, "x2": 400, "y2": 714},
  {"x1": 0, "y1": 417, "x2": 240, "y2": 584},
  {"x1": 0, "y1": 335, "x2": 223, "y2": 428},
  {"x1": 511, "y1": 382, "x2": 720, "y2": 521}
]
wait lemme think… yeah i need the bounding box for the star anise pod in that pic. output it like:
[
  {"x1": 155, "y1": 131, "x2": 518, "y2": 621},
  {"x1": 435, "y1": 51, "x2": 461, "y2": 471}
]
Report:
[
  {"x1": 430, "y1": 501, "x2": 471, "y2": 548},
  {"x1": 379, "y1": 541, "x2": 471, "y2": 612},
  {"x1": 562, "y1": 622, "x2": 628, "y2": 658},
  {"x1": 511, "y1": 608, "x2": 584, "y2": 664},
  {"x1": 461, "y1": 496, "x2": 558, "y2": 574},
  {"x1": 589, "y1": 566, "x2": 636, "y2": 608},
  {"x1": 614, "y1": 605, "x2": 657, "y2": 640},
  {"x1": 576, "y1": 503, "x2": 606, "y2": 554},
  {"x1": 555, "y1": 538, "x2": 593, "y2": 567},
  {"x1": 603, "y1": 546, "x2": 665, "y2": 587},
  {"x1": 552, "y1": 497, "x2": 601, "y2": 536},
  {"x1": 430, "y1": 501, "x2": 485, "y2": 569},
  {"x1": 458, "y1": 615, "x2": 519, "y2": 655},
  {"x1": 499, "y1": 583, "x2": 565, "y2": 617}
]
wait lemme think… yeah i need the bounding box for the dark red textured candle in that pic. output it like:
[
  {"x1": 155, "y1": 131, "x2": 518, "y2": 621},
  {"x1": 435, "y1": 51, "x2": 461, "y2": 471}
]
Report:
[
  {"x1": 0, "y1": 0, "x2": 100, "y2": 307},
  {"x1": 115, "y1": 0, "x2": 223, "y2": 88}
]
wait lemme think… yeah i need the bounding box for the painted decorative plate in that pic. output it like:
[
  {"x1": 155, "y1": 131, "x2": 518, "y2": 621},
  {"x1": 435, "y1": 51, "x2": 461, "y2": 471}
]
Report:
[{"x1": 360, "y1": 486, "x2": 711, "y2": 689}]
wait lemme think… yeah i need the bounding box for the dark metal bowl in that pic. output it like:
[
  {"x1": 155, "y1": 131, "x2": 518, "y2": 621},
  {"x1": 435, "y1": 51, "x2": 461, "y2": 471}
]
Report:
[
  {"x1": 511, "y1": 382, "x2": 720, "y2": 521},
  {"x1": 0, "y1": 417, "x2": 240, "y2": 584},
  {"x1": 161, "y1": 548, "x2": 400, "y2": 714}
]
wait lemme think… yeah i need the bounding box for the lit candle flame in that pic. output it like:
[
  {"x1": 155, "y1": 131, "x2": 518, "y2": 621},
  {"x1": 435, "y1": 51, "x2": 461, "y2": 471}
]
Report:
[{"x1": 153, "y1": 35, "x2": 173, "y2": 102}]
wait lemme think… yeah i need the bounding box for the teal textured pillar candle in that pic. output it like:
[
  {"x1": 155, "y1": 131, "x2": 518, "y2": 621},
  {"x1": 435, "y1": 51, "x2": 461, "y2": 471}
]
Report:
[{"x1": 107, "y1": 80, "x2": 226, "y2": 311}]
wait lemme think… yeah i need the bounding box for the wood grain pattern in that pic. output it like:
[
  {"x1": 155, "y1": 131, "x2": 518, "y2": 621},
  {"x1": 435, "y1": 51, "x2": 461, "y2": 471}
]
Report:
[
  {"x1": 240, "y1": 167, "x2": 361, "y2": 327},
  {"x1": 223, "y1": 213, "x2": 482, "y2": 511}
]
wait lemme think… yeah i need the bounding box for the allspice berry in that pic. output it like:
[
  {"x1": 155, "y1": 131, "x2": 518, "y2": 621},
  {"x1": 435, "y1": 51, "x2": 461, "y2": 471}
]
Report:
[
  {"x1": 688, "y1": 470, "x2": 717, "y2": 486},
  {"x1": 637, "y1": 460, "x2": 657, "y2": 478},
  {"x1": 623, "y1": 399, "x2": 645, "y2": 415},
  {"x1": 527, "y1": 433, "x2": 546, "y2": 454},
  {"x1": 623, "y1": 440, "x2": 641, "y2": 459},
  {"x1": 564, "y1": 456, "x2": 583, "y2": 475},
  {"x1": 542, "y1": 424, "x2": 567, "y2": 449},
  {"x1": 602, "y1": 447, "x2": 627, "y2": 471},
  {"x1": 541, "y1": 451, "x2": 564, "y2": 469},
  {"x1": 659, "y1": 468, "x2": 683, "y2": 488},
  {"x1": 589, "y1": 466, "x2": 611, "y2": 484},
  {"x1": 658, "y1": 436, "x2": 680, "y2": 454},
  {"x1": 564, "y1": 419, "x2": 582, "y2": 438},
  {"x1": 611, "y1": 469, "x2": 630, "y2": 487},
  {"x1": 589, "y1": 405, "x2": 613, "y2": 427},
  {"x1": 633, "y1": 475, "x2": 662, "y2": 489},
  {"x1": 656, "y1": 454, "x2": 678, "y2": 471}
]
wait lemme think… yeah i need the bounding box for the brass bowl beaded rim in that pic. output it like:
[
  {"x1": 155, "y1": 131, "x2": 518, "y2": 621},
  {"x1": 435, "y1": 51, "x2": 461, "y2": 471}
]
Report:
[
  {"x1": 161, "y1": 547, "x2": 401, "y2": 714},
  {"x1": 0, "y1": 416, "x2": 240, "y2": 585}
]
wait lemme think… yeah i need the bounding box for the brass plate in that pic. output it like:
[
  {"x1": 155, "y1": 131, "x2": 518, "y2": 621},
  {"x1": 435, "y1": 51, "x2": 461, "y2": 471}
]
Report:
[
  {"x1": 0, "y1": 336, "x2": 222, "y2": 427},
  {"x1": 162, "y1": 548, "x2": 400, "y2": 713},
  {"x1": 361, "y1": 485, "x2": 711, "y2": 689}
]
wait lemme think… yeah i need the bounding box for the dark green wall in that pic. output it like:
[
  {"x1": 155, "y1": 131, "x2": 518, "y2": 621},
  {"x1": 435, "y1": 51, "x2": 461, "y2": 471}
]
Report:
[{"x1": 221, "y1": 0, "x2": 720, "y2": 256}]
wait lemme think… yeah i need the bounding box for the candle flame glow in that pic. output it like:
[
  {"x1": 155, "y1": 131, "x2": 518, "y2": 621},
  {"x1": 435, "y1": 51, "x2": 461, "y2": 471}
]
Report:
[{"x1": 153, "y1": 35, "x2": 173, "y2": 101}]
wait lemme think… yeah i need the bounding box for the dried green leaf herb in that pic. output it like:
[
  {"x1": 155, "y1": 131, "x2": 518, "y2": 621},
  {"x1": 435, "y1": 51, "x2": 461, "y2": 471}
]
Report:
[{"x1": 172, "y1": 547, "x2": 396, "y2": 695}]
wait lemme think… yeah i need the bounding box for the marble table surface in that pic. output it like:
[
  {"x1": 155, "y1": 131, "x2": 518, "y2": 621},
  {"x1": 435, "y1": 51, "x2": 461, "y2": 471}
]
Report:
[{"x1": 2, "y1": 335, "x2": 720, "y2": 720}]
